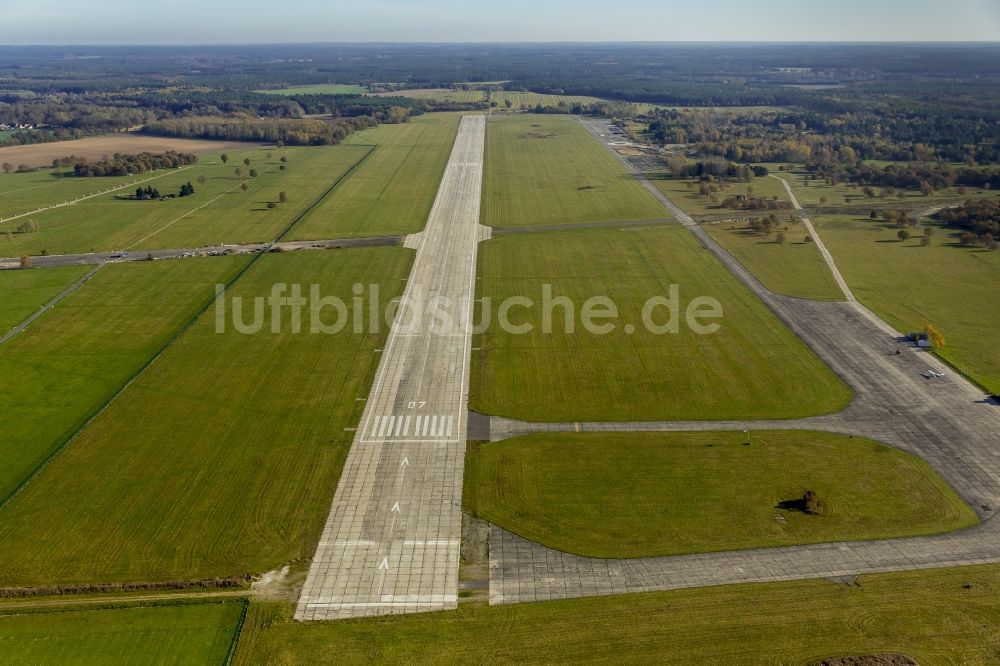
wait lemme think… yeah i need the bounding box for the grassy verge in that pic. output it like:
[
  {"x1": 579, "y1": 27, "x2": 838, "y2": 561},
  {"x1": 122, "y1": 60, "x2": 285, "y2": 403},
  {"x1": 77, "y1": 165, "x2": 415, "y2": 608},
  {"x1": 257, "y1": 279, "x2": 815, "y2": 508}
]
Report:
[
  {"x1": 464, "y1": 431, "x2": 976, "y2": 558},
  {"x1": 482, "y1": 114, "x2": 665, "y2": 228},
  {"x1": 816, "y1": 213, "x2": 1000, "y2": 393},
  {"x1": 0, "y1": 600, "x2": 244, "y2": 665},
  {"x1": 703, "y1": 221, "x2": 844, "y2": 301},
  {"x1": 0, "y1": 248, "x2": 412, "y2": 586},
  {"x1": 470, "y1": 226, "x2": 852, "y2": 421},
  {"x1": 288, "y1": 113, "x2": 462, "y2": 239},
  {"x1": 233, "y1": 565, "x2": 1000, "y2": 664}
]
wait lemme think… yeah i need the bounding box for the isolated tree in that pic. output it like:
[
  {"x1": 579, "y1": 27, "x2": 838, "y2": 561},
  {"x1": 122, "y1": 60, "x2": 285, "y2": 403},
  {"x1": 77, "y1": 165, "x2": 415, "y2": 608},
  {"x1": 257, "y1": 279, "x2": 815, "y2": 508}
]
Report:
[
  {"x1": 869, "y1": 210, "x2": 878, "y2": 219},
  {"x1": 275, "y1": 140, "x2": 284, "y2": 149},
  {"x1": 1, "y1": 162, "x2": 11, "y2": 174},
  {"x1": 240, "y1": 183, "x2": 248, "y2": 192},
  {"x1": 280, "y1": 156, "x2": 288, "y2": 164},
  {"x1": 243, "y1": 158, "x2": 251, "y2": 167},
  {"x1": 220, "y1": 154, "x2": 229, "y2": 165},
  {"x1": 266, "y1": 201, "x2": 277, "y2": 209},
  {"x1": 775, "y1": 232, "x2": 786, "y2": 244},
  {"x1": 818, "y1": 196, "x2": 827, "y2": 212},
  {"x1": 197, "y1": 174, "x2": 207, "y2": 186},
  {"x1": 278, "y1": 191, "x2": 287, "y2": 203},
  {"x1": 924, "y1": 323, "x2": 946, "y2": 349},
  {"x1": 920, "y1": 236, "x2": 931, "y2": 247},
  {"x1": 234, "y1": 167, "x2": 243, "y2": 178},
  {"x1": 249, "y1": 168, "x2": 258, "y2": 178},
  {"x1": 803, "y1": 491, "x2": 823, "y2": 515},
  {"x1": 897, "y1": 229, "x2": 910, "y2": 242},
  {"x1": 279, "y1": 165, "x2": 286, "y2": 171}
]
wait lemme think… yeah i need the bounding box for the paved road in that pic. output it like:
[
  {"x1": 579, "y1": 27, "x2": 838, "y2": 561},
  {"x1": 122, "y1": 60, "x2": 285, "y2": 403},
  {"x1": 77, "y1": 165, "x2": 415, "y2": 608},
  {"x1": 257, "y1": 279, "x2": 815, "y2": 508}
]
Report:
[
  {"x1": 0, "y1": 236, "x2": 402, "y2": 270},
  {"x1": 296, "y1": 115, "x2": 487, "y2": 620},
  {"x1": 771, "y1": 174, "x2": 857, "y2": 302},
  {"x1": 487, "y1": 119, "x2": 1000, "y2": 606}
]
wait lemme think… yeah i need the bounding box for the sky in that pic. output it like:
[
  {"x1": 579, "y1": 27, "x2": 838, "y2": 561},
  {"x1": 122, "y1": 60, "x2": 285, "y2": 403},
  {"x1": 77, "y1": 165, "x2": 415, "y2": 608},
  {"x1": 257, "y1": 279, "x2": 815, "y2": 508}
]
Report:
[{"x1": 0, "y1": 0, "x2": 998, "y2": 44}]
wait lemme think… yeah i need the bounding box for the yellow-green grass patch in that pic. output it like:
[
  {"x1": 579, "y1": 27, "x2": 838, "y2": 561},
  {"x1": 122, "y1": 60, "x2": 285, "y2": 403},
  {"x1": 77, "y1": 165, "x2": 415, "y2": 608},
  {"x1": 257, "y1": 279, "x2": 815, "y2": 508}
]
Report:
[
  {"x1": 465, "y1": 431, "x2": 976, "y2": 558},
  {"x1": 470, "y1": 226, "x2": 852, "y2": 421},
  {"x1": 288, "y1": 113, "x2": 462, "y2": 239},
  {"x1": 482, "y1": 114, "x2": 665, "y2": 228},
  {"x1": 0, "y1": 256, "x2": 247, "y2": 501}
]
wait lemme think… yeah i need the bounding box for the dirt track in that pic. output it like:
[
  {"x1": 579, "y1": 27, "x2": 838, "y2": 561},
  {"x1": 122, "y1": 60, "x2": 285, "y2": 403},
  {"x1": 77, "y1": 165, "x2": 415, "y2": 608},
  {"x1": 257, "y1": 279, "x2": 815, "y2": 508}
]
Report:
[{"x1": 0, "y1": 134, "x2": 259, "y2": 168}]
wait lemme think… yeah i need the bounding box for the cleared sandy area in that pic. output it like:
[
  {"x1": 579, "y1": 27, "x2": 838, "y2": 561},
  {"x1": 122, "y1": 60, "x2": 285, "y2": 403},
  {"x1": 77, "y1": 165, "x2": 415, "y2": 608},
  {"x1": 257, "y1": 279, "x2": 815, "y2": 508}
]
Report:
[{"x1": 0, "y1": 134, "x2": 260, "y2": 168}]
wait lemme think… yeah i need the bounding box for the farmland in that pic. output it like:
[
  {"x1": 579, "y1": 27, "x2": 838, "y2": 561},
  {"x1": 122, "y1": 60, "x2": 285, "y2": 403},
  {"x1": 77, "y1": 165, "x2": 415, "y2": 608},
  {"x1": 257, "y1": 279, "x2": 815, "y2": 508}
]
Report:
[
  {"x1": 0, "y1": 144, "x2": 371, "y2": 257},
  {"x1": 464, "y1": 431, "x2": 976, "y2": 558},
  {"x1": 0, "y1": 264, "x2": 90, "y2": 332},
  {"x1": 234, "y1": 564, "x2": 1000, "y2": 665},
  {"x1": 288, "y1": 113, "x2": 461, "y2": 239},
  {"x1": 0, "y1": 601, "x2": 243, "y2": 665},
  {"x1": 0, "y1": 134, "x2": 253, "y2": 170},
  {"x1": 0, "y1": 248, "x2": 412, "y2": 586},
  {"x1": 0, "y1": 256, "x2": 246, "y2": 502},
  {"x1": 703, "y1": 221, "x2": 844, "y2": 300},
  {"x1": 470, "y1": 226, "x2": 852, "y2": 421},
  {"x1": 482, "y1": 115, "x2": 666, "y2": 228},
  {"x1": 816, "y1": 214, "x2": 1000, "y2": 393}
]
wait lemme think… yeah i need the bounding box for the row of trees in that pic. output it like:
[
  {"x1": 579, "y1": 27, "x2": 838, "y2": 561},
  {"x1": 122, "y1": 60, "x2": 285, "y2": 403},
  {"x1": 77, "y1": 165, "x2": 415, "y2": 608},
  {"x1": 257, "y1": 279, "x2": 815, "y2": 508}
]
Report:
[
  {"x1": 70, "y1": 151, "x2": 198, "y2": 177},
  {"x1": 141, "y1": 116, "x2": 380, "y2": 145},
  {"x1": 806, "y1": 162, "x2": 1000, "y2": 193}
]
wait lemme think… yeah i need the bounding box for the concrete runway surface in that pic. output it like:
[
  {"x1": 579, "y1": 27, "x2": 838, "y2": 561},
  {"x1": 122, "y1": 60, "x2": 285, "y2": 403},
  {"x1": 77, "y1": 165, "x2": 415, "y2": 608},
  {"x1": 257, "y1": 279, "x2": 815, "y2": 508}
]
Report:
[{"x1": 296, "y1": 115, "x2": 487, "y2": 620}]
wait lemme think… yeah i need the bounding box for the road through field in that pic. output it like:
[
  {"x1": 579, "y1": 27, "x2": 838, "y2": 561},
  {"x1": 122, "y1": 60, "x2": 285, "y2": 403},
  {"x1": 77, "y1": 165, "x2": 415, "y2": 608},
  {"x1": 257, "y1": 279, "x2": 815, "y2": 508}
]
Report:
[{"x1": 296, "y1": 115, "x2": 486, "y2": 620}]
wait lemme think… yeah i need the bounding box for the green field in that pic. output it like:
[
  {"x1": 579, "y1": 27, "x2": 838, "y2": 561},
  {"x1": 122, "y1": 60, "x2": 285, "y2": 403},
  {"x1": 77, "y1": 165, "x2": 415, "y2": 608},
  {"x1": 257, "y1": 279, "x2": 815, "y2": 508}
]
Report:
[
  {"x1": 704, "y1": 221, "x2": 844, "y2": 300},
  {"x1": 0, "y1": 145, "x2": 371, "y2": 256},
  {"x1": 0, "y1": 602, "x2": 243, "y2": 665},
  {"x1": 0, "y1": 264, "x2": 91, "y2": 332},
  {"x1": 482, "y1": 115, "x2": 666, "y2": 228},
  {"x1": 465, "y1": 431, "x2": 975, "y2": 558},
  {"x1": 470, "y1": 227, "x2": 852, "y2": 421},
  {"x1": 0, "y1": 169, "x2": 145, "y2": 218},
  {"x1": 816, "y1": 214, "x2": 1000, "y2": 393},
  {"x1": 234, "y1": 565, "x2": 1000, "y2": 665},
  {"x1": 288, "y1": 113, "x2": 461, "y2": 239},
  {"x1": 0, "y1": 249, "x2": 412, "y2": 586},
  {"x1": 649, "y1": 172, "x2": 792, "y2": 217},
  {"x1": 257, "y1": 84, "x2": 369, "y2": 95},
  {"x1": 0, "y1": 257, "x2": 246, "y2": 502}
]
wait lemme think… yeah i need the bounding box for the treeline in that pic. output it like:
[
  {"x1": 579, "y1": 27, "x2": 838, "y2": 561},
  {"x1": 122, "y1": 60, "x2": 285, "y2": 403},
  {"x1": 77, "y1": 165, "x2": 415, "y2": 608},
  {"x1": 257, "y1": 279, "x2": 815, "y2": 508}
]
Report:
[
  {"x1": 937, "y1": 199, "x2": 1000, "y2": 239},
  {"x1": 805, "y1": 162, "x2": 1000, "y2": 193},
  {"x1": 68, "y1": 151, "x2": 197, "y2": 177},
  {"x1": 141, "y1": 116, "x2": 378, "y2": 145}
]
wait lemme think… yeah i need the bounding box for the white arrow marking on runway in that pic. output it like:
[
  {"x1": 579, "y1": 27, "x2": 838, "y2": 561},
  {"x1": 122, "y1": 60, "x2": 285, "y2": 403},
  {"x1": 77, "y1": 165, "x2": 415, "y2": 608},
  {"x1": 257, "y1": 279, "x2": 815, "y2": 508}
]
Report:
[
  {"x1": 400, "y1": 457, "x2": 409, "y2": 468},
  {"x1": 379, "y1": 556, "x2": 390, "y2": 571},
  {"x1": 391, "y1": 501, "x2": 401, "y2": 513}
]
